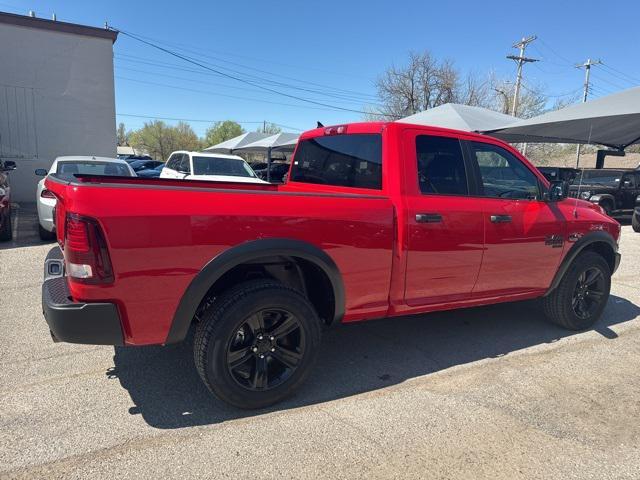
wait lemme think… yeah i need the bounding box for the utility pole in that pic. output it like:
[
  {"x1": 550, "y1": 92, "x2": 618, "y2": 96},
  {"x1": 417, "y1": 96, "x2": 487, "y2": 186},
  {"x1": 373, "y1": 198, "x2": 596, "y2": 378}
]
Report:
[
  {"x1": 575, "y1": 58, "x2": 602, "y2": 166},
  {"x1": 507, "y1": 35, "x2": 539, "y2": 117}
]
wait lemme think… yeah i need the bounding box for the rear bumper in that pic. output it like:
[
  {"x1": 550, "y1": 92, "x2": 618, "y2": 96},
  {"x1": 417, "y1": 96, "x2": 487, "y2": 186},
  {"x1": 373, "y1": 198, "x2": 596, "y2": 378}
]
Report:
[{"x1": 42, "y1": 247, "x2": 124, "y2": 345}]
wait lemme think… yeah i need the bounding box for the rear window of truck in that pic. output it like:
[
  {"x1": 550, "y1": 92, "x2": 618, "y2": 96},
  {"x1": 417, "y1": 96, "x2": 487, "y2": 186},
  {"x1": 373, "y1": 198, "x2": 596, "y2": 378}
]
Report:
[{"x1": 290, "y1": 134, "x2": 382, "y2": 189}]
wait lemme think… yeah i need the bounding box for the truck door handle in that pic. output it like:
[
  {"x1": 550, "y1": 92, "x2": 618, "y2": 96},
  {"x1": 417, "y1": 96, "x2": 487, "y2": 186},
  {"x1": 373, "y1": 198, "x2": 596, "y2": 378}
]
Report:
[
  {"x1": 416, "y1": 213, "x2": 442, "y2": 223},
  {"x1": 490, "y1": 215, "x2": 512, "y2": 223}
]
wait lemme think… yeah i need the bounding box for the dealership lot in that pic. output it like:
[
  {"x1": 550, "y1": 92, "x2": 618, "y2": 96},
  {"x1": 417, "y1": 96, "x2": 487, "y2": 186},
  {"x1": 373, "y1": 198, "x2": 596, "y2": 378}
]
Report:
[{"x1": 1, "y1": 204, "x2": 639, "y2": 479}]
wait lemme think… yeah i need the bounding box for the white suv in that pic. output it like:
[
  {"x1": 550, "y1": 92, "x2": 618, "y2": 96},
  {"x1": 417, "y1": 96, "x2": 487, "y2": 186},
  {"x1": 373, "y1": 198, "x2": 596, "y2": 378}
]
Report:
[{"x1": 161, "y1": 151, "x2": 267, "y2": 184}]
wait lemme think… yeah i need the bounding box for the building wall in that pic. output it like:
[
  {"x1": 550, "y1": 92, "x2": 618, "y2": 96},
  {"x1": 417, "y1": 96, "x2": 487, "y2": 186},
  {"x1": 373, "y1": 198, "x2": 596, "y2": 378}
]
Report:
[{"x1": 0, "y1": 22, "x2": 116, "y2": 201}]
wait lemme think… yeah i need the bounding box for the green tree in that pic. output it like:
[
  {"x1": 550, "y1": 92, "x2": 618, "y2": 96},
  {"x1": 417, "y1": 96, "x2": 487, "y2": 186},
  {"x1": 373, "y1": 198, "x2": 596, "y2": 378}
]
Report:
[
  {"x1": 204, "y1": 121, "x2": 245, "y2": 147},
  {"x1": 256, "y1": 122, "x2": 282, "y2": 135},
  {"x1": 129, "y1": 121, "x2": 202, "y2": 161}
]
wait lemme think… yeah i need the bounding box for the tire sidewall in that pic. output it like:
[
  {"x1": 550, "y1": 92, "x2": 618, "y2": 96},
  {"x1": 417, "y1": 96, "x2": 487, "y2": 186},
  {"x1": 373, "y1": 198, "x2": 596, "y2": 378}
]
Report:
[
  {"x1": 201, "y1": 285, "x2": 322, "y2": 409},
  {"x1": 559, "y1": 252, "x2": 611, "y2": 330}
]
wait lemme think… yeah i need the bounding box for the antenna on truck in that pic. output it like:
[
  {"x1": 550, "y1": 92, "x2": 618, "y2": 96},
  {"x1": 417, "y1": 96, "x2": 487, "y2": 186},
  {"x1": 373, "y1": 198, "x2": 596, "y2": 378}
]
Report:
[{"x1": 573, "y1": 124, "x2": 594, "y2": 218}]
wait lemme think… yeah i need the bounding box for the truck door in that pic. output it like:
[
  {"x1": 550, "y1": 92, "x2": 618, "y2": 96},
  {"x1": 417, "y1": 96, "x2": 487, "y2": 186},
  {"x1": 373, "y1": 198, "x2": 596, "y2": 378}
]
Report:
[
  {"x1": 618, "y1": 172, "x2": 637, "y2": 213},
  {"x1": 466, "y1": 140, "x2": 565, "y2": 296},
  {"x1": 402, "y1": 130, "x2": 484, "y2": 306}
]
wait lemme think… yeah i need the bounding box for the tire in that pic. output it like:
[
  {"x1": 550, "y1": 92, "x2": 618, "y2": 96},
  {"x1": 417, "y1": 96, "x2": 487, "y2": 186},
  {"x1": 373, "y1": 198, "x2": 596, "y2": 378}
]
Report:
[
  {"x1": 542, "y1": 251, "x2": 611, "y2": 330},
  {"x1": 600, "y1": 200, "x2": 613, "y2": 216},
  {"x1": 39, "y1": 224, "x2": 56, "y2": 241},
  {"x1": 0, "y1": 209, "x2": 12, "y2": 241},
  {"x1": 194, "y1": 279, "x2": 322, "y2": 409},
  {"x1": 632, "y1": 211, "x2": 640, "y2": 233}
]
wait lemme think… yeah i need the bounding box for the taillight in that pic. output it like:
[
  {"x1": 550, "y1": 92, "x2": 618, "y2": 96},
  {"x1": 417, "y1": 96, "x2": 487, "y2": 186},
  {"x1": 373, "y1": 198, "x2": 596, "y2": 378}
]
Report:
[
  {"x1": 40, "y1": 189, "x2": 56, "y2": 199},
  {"x1": 324, "y1": 125, "x2": 347, "y2": 135},
  {"x1": 64, "y1": 213, "x2": 114, "y2": 284}
]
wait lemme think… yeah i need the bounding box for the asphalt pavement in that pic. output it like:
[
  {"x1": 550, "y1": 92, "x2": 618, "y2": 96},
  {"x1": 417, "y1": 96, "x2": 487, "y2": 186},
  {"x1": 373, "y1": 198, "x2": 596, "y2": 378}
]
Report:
[{"x1": 1, "y1": 203, "x2": 639, "y2": 479}]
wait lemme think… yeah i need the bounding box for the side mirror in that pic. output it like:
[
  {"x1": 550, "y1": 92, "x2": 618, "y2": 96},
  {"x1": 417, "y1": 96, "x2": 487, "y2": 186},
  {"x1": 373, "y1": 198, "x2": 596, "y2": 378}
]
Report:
[
  {"x1": 35, "y1": 168, "x2": 48, "y2": 176},
  {"x1": 623, "y1": 180, "x2": 632, "y2": 188},
  {"x1": 547, "y1": 180, "x2": 569, "y2": 202},
  {"x1": 1, "y1": 160, "x2": 16, "y2": 171}
]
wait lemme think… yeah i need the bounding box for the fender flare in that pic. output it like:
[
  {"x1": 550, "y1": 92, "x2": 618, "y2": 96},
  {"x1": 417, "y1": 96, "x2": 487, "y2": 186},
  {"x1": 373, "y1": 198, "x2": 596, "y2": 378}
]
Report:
[
  {"x1": 544, "y1": 231, "x2": 618, "y2": 296},
  {"x1": 165, "y1": 238, "x2": 345, "y2": 344}
]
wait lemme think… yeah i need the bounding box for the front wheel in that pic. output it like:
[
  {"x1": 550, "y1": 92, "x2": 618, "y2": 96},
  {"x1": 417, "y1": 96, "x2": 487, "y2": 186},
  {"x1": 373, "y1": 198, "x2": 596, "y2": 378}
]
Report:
[
  {"x1": 542, "y1": 251, "x2": 611, "y2": 330},
  {"x1": 632, "y1": 210, "x2": 640, "y2": 232},
  {"x1": 39, "y1": 224, "x2": 56, "y2": 241},
  {"x1": 194, "y1": 280, "x2": 322, "y2": 409}
]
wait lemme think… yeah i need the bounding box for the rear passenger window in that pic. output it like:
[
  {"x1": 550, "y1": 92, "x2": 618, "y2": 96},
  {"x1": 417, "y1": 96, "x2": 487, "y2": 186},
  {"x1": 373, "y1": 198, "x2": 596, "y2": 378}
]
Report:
[
  {"x1": 416, "y1": 135, "x2": 468, "y2": 195},
  {"x1": 290, "y1": 134, "x2": 382, "y2": 189}
]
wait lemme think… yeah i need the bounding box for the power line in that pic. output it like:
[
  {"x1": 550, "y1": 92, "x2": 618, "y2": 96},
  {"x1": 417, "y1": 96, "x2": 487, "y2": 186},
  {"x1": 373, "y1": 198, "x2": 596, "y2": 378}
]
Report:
[
  {"x1": 115, "y1": 75, "x2": 378, "y2": 115},
  {"x1": 599, "y1": 63, "x2": 640, "y2": 86},
  {"x1": 117, "y1": 113, "x2": 304, "y2": 131},
  {"x1": 108, "y1": 26, "x2": 389, "y2": 117}
]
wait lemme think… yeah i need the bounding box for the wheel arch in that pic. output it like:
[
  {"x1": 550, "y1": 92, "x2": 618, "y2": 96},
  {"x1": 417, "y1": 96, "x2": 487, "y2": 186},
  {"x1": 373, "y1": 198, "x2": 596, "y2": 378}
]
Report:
[
  {"x1": 544, "y1": 231, "x2": 618, "y2": 297},
  {"x1": 165, "y1": 238, "x2": 345, "y2": 344}
]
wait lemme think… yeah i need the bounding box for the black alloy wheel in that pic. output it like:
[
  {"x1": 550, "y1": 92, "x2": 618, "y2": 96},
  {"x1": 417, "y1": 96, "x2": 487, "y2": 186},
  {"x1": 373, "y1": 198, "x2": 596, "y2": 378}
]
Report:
[
  {"x1": 571, "y1": 267, "x2": 606, "y2": 320},
  {"x1": 226, "y1": 308, "x2": 305, "y2": 391}
]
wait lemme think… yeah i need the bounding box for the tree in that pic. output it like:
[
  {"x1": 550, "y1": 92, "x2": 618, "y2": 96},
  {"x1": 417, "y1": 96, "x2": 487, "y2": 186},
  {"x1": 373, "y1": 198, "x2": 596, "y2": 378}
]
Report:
[
  {"x1": 256, "y1": 122, "x2": 282, "y2": 135},
  {"x1": 116, "y1": 122, "x2": 129, "y2": 146},
  {"x1": 204, "y1": 121, "x2": 245, "y2": 147},
  {"x1": 372, "y1": 51, "x2": 492, "y2": 119},
  {"x1": 129, "y1": 121, "x2": 202, "y2": 161}
]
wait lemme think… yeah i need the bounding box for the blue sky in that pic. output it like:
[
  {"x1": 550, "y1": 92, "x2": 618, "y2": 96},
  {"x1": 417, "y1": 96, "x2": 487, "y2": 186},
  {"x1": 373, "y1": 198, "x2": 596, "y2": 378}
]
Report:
[{"x1": 3, "y1": 0, "x2": 639, "y2": 136}]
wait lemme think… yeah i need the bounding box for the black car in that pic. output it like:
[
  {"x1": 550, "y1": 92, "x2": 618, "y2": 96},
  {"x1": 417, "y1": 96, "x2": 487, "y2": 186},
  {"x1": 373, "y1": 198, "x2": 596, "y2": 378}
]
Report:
[
  {"x1": 569, "y1": 168, "x2": 640, "y2": 217},
  {"x1": 123, "y1": 155, "x2": 153, "y2": 163},
  {"x1": 129, "y1": 160, "x2": 164, "y2": 172},
  {"x1": 255, "y1": 162, "x2": 290, "y2": 183},
  {"x1": 538, "y1": 166, "x2": 579, "y2": 183},
  {"x1": 633, "y1": 197, "x2": 640, "y2": 232},
  {"x1": 136, "y1": 163, "x2": 165, "y2": 178}
]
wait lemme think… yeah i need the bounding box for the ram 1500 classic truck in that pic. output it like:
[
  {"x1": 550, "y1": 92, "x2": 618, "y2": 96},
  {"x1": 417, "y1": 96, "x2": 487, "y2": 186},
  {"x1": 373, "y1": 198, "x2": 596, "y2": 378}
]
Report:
[{"x1": 42, "y1": 122, "x2": 621, "y2": 409}]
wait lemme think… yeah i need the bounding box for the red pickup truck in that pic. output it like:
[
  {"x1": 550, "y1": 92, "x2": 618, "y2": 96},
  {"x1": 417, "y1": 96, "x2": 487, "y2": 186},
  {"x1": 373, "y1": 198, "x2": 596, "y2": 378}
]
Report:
[{"x1": 42, "y1": 122, "x2": 621, "y2": 408}]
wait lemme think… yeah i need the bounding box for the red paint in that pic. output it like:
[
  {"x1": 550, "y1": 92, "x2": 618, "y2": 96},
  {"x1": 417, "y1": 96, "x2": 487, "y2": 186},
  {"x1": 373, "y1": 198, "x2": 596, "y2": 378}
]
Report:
[{"x1": 45, "y1": 122, "x2": 621, "y2": 346}]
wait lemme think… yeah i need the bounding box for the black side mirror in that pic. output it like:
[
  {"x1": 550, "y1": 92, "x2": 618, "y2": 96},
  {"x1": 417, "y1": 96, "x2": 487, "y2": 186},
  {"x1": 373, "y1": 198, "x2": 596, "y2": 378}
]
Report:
[
  {"x1": 1, "y1": 160, "x2": 16, "y2": 171},
  {"x1": 35, "y1": 168, "x2": 48, "y2": 176},
  {"x1": 547, "y1": 180, "x2": 569, "y2": 202}
]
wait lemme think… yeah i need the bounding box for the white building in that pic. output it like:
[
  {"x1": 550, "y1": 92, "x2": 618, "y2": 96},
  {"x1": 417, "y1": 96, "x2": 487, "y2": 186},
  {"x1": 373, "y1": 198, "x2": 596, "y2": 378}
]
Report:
[{"x1": 0, "y1": 11, "x2": 118, "y2": 202}]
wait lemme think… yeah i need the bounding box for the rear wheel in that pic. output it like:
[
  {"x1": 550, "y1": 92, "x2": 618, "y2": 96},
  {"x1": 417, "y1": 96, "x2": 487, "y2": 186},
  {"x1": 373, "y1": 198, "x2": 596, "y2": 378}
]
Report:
[
  {"x1": 0, "y1": 209, "x2": 12, "y2": 241},
  {"x1": 194, "y1": 279, "x2": 322, "y2": 409},
  {"x1": 632, "y1": 210, "x2": 640, "y2": 232},
  {"x1": 39, "y1": 224, "x2": 56, "y2": 241},
  {"x1": 542, "y1": 251, "x2": 611, "y2": 330}
]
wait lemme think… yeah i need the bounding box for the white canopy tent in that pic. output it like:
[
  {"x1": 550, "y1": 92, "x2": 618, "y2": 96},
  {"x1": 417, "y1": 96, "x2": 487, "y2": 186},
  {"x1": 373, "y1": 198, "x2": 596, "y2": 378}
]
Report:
[
  {"x1": 233, "y1": 132, "x2": 300, "y2": 182},
  {"x1": 397, "y1": 103, "x2": 519, "y2": 132},
  {"x1": 203, "y1": 132, "x2": 271, "y2": 154}
]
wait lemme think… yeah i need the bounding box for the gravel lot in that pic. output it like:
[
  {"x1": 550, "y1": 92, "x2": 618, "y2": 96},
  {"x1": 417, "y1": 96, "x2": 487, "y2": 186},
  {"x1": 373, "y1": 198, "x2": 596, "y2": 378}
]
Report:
[{"x1": 1, "y1": 203, "x2": 639, "y2": 479}]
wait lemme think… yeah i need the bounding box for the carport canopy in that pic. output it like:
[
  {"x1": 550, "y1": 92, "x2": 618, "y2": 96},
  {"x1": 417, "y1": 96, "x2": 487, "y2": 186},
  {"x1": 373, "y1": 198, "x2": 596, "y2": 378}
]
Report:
[
  {"x1": 484, "y1": 86, "x2": 640, "y2": 150},
  {"x1": 397, "y1": 103, "x2": 519, "y2": 132},
  {"x1": 233, "y1": 132, "x2": 300, "y2": 153},
  {"x1": 203, "y1": 132, "x2": 271, "y2": 154}
]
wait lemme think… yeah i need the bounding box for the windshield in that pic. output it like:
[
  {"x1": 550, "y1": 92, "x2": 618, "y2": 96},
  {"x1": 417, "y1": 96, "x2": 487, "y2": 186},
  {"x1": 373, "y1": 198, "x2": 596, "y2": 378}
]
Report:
[
  {"x1": 192, "y1": 156, "x2": 256, "y2": 177},
  {"x1": 573, "y1": 170, "x2": 625, "y2": 185},
  {"x1": 56, "y1": 161, "x2": 132, "y2": 179}
]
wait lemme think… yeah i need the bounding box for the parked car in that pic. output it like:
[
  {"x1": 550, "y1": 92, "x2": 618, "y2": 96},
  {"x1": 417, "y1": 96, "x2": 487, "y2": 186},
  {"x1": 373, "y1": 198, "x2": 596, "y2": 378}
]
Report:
[
  {"x1": 633, "y1": 198, "x2": 640, "y2": 232},
  {"x1": 160, "y1": 151, "x2": 267, "y2": 184},
  {"x1": 128, "y1": 159, "x2": 164, "y2": 172},
  {"x1": 538, "y1": 166, "x2": 579, "y2": 183},
  {"x1": 42, "y1": 121, "x2": 621, "y2": 409},
  {"x1": 0, "y1": 159, "x2": 16, "y2": 241},
  {"x1": 569, "y1": 168, "x2": 640, "y2": 216},
  {"x1": 122, "y1": 155, "x2": 153, "y2": 163},
  {"x1": 136, "y1": 163, "x2": 165, "y2": 178},
  {"x1": 254, "y1": 162, "x2": 291, "y2": 183},
  {"x1": 35, "y1": 156, "x2": 135, "y2": 240}
]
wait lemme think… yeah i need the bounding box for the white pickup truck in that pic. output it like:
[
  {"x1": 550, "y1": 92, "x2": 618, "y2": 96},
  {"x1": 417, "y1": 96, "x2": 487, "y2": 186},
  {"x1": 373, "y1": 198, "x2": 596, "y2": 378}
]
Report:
[{"x1": 160, "y1": 151, "x2": 267, "y2": 184}]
